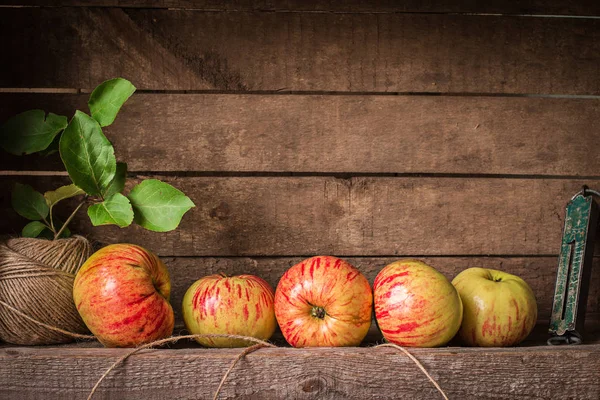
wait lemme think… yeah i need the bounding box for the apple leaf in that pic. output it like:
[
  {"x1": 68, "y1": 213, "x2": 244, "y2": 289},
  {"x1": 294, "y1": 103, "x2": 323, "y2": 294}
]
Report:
[
  {"x1": 88, "y1": 193, "x2": 134, "y2": 228},
  {"x1": 44, "y1": 184, "x2": 85, "y2": 209},
  {"x1": 103, "y1": 162, "x2": 127, "y2": 198},
  {"x1": 59, "y1": 110, "x2": 116, "y2": 196},
  {"x1": 0, "y1": 110, "x2": 68, "y2": 155},
  {"x1": 22, "y1": 221, "x2": 49, "y2": 238},
  {"x1": 38, "y1": 134, "x2": 61, "y2": 157},
  {"x1": 128, "y1": 179, "x2": 195, "y2": 232},
  {"x1": 12, "y1": 183, "x2": 49, "y2": 221},
  {"x1": 88, "y1": 78, "x2": 136, "y2": 127}
]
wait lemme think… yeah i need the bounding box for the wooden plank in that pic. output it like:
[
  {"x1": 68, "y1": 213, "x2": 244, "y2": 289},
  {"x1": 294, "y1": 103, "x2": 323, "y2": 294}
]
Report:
[
  {"x1": 1, "y1": 94, "x2": 599, "y2": 176},
  {"x1": 2, "y1": 8, "x2": 600, "y2": 94},
  {"x1": 2, "y1": 0, "x2": 600, "y2": 16},
  {"x1": 1, "y1": 176, "x2": 597, "y2": 256},
  {"x1": 162, "y1": 256, "x2": 600, "y2": 326},
  {"x1": 1, "y1": 344, "x2": 599, "y2": 399}
]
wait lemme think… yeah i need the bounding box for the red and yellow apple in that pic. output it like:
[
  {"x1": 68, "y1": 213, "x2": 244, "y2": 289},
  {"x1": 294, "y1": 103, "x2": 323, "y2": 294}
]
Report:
[
  {"x1": 374, "y1": 260, "x2": 463, "y2": 347},
  {"x1": 452, "y1": 268, "x2": 537, "y2": 347},
  {"x1": 274, "y1": 256, "x2": 372, "y2": 347},
  {"x1": 73, "y1": 244, "x2": 174, "y2": 347},
  {"x1": 182, "y1": 274, "x2": 276, "y2": 347}
]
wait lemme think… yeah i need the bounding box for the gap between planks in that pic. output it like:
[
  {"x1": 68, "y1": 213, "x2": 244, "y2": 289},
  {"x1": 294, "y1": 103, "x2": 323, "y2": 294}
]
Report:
[
  {"x1": 2, "y1": 171, "x2": 600, "y2": 180},
  {"x1": 2, "y1": 88, "x2": 600, "y2": 99},
  {"x1": 0, "y1": 4, "x2": 599, "y2": 19}
]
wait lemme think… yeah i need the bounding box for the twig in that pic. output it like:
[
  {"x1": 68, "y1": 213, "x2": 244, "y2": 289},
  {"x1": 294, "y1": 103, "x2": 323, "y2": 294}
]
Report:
[
  {"x1": 41, "y1": 215, "x2": 56, "y2": 235},
  {"x1": 48, "y1": 212, "x2": 56, "y2": 234},
  {"x1": 54, "y1": 199, "x2": 86, "y2": 240}
]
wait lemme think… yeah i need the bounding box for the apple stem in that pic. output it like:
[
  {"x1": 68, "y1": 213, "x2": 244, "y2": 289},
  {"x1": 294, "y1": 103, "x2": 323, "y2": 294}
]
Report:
[{"x1": 310, "y1": 306, "x2": 326, "y2": 319}]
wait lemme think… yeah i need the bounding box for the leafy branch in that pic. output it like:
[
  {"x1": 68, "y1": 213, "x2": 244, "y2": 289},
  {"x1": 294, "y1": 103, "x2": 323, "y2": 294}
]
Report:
[{"x1": 1, "y1": 78, "x2": 195, "y2": 239}]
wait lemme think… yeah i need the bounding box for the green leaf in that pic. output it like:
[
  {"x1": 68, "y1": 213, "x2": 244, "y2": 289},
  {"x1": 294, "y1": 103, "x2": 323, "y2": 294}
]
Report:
[
  {"x1": 103, "y1": 162, "x2": 127, "y2": 198},
  {"x1": 22, "y1": 221, "x2": 49, "y2": 238},
  {"x1": 38, "y1": 134, "x2": 61, "y2": 157},
  {"x1": 88, "y1": 193, "x2": 134, "y2": 228},
  {"x1": 12, "y1": 183, "x2": 49, "y2": 221},
  {"x1": 0, "y1": 110, "x2": 68, "y2": 155},
  {"x1": 128, "y1": 179, "x2": 195, "y2": 232},
  {"x1": 44, "y1": 184, "x2": 85, "y2": 209},
  {"x1": 59, "y1": 110, "x2": 116, "y2": 196},
  {"x1": 37, "y1": 229, "x2": 54, "y2": 240},
  {"x1": 88, "y1": 78, "x2": 136, "y2": 127}
]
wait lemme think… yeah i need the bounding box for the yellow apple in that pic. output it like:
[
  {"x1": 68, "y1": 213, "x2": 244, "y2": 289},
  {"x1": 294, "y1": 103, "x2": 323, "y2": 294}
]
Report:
[
  {"x1": 182, "y1": 274, "x2": 276, "y2": 347},
  {"x1": 373, "y1": 260, "x2": 463, "y2": 347},
  {"x1": 452, "y1": 268, "x2": 537, "y2": 347}
]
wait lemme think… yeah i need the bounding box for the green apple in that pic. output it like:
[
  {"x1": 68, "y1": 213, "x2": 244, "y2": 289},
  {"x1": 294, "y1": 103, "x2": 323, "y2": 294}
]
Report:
[{"x1": 452, "y1": 268, "x2": 537, "y2": 347}]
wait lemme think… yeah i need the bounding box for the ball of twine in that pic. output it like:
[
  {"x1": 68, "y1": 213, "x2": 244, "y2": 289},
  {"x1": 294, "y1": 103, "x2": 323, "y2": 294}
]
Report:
[{"x1": 0, "y1": 235, "x2": 93, "y2": 345}]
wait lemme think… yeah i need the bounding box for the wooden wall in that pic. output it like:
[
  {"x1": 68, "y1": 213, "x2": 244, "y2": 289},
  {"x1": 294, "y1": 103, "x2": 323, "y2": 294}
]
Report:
[{"x1": 1, "y1": 1, "x2": 599, "y2": 329}]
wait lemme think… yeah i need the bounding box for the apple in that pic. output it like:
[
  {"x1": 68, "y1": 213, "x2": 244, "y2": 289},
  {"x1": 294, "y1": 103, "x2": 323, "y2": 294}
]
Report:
[
  {"x1": 373, "y1": 259, "x2": 463, "y2": 347},
  {"x1": 274, "y1": 256, "x2": 372, "y2": 347},
  {"x1": 182, "y1": 274, "x2": 276, "y2": 347},
  {"x1": 73, "y1": 244, "x2": 174, "y2": 347},
  {"x1": 452, "y1": 268, "x2": 537, "y2": 347}
]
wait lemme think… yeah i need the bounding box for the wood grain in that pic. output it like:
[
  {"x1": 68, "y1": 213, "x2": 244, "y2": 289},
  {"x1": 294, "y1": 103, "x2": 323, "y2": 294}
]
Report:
[
  {"x1": 1, "y1": 176, "x2": 597, "y2": 257},
  {"x1": 2, "y1": 0, "x2": 600, "y2": 15},
  {"x1": 1, "y1": 93, "x2": 599, "y2": 176},
  {"x1": 163, "y1": 256, "x2": 600, "y2": 326},
  {"x1": 1, "y1": 343, "x2": 599, "y2": 399},
  {"x1": 2, "y1": 8, "x2": 600, "y2": 94}
]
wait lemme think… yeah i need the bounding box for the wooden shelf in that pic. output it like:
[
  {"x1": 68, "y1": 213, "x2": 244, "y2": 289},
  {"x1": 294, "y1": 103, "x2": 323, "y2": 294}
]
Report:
[
  {"x1": 2, "y1": 327, "x2": 599, "y2": 399},
  {"x1": 1, "y1": 2, "x2": 599, "y2": 399}
]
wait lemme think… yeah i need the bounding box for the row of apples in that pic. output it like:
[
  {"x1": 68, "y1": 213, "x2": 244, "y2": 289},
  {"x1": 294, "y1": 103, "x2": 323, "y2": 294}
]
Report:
[{"x1": 74, "y1": 244, "x2": 538, "y2": 348}]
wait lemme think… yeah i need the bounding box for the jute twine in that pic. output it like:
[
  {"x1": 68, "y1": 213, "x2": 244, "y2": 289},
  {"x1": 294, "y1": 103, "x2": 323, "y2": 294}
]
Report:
[
  {"x1": 88, "y1": 335, "x2": 449, "y2": 400},
  {"x1": 0, "y1": 236, "x2": 94, "y2": 345}
]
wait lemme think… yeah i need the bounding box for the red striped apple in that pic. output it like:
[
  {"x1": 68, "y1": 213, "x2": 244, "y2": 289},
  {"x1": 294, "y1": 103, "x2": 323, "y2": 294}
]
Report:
[
  {"x1": 374, "y1": 260, "x2": 463, "y2": 347},
  {"x1": 182, "y1": 274, "x2": 276, "y2": 347},
  {"x1": 274, "y1": 256, "x2": 372, "y2": 347},
  {"x1": 452, "y1": 268, "x2": 537, "y2": 347},
  {"x1": 73, "y1": 244, "x2": 174, "y2": 347}
]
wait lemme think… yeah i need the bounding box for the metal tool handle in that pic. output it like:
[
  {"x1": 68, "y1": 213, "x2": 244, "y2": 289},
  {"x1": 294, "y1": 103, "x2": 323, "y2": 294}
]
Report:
[
  {"x1": 548, "y1": 186, "x2": 599, "y2": 345},
  {"x1": 547, "y1": 331, "x2": 582, "y2": 345}
]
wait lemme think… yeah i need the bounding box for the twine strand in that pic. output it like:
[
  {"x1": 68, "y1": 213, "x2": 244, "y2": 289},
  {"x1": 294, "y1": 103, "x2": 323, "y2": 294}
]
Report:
[
  {"x1": 213, "y1": 342, "x2": 268, "y2": 400},
  {"x1": 374, "y1": 343, "x2": 449, "y2": 400},
  {"x1": 0, "y1": 300, "x2": 95, "y2": 340},
  {"x1": 87, "y1": 334, "x2": 276, "y2": 400},
  {"x1": 87, "y1": 335, "x2": 448, "y2": 400}
]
